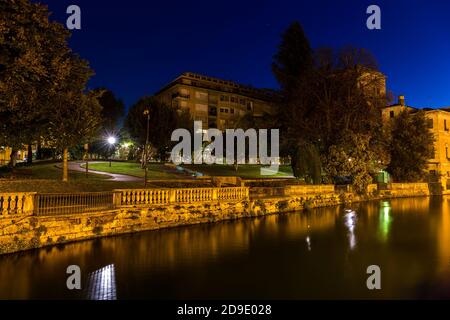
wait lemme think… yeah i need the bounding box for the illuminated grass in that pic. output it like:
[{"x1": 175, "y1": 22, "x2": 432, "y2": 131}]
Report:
[
  {"x1": 0, "y1": 163, "x2": 144, "y2": 193},
  {"x1": 81, "y1": 162, "x2": 181, "y2": 179},
  {"x1": 183, "y1": 164, "x2": 293, "y2": 178}
]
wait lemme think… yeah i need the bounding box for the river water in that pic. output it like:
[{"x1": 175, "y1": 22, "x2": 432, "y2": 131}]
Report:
[{"x1": 1, "y1": 197, "x2": 450, "y2": 299}]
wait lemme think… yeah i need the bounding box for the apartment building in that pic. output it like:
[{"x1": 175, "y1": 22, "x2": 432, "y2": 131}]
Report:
[{"x1": 155, "y1": 72, "x2": 276, "y2": 130}]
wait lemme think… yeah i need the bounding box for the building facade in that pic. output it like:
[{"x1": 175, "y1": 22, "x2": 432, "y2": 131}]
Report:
[
  {"x1": 155, "y1": 72, "x2": 276, "y2": 130},
  {"x1": 382, "y1": 95, "x2": 450, "y2": 189},
  {"x1": 0, "y1": 146, "x2": 27, "y2": 167}
]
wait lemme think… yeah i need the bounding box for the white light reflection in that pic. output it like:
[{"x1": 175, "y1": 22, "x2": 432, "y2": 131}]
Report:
[
  {"x1": 306, "y1": 236, "x2": 311, "y2": 251},
  {"x1": 86, "y1": 264, "x2": 117, "y2": 300},
  {"x1": 344, "y1": 209, "x2": 357, "y2": 250}
]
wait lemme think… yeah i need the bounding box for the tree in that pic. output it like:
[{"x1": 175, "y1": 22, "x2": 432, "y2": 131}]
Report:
[
  {"x1": 0, "y1": 0, "x2": 72, "y2": 166},
  {"x1": 47, "y1": 88, "x2": 102, "y2": 182},
  {"x1": 0, "y1": 0, "x2": 102, "y2": 179},
  {"x1": 124, "y1": 97, "x2": 192, "y2": 162},
  {"x1": 272, "y1": 22, "x2": 389, "y2": 188},
  {"x1": 272, "y1": 21, "x2": 314, "y2": 99},
  {"x1": 88, "y1": 88, "x2": 125, "y2": 159},
  {"x1": 325, "y1": 132, "x2": 383, "y2": 194},
  {"x1": 387, "y1": 110, "x2": 434, "y2": 182},
  {"x1": 93, "y1": 88, "x2": 125, "y2": 131},
  {"x1": 291, "y1": 141, "x2": 322, "y2": 184},
  {"x1": 272, "y1": 22, "x2": 319, "y2": 180}
]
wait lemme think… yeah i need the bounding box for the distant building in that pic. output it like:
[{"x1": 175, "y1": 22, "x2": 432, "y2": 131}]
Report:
[
  {"x1": 382, "y1": 95, "x2": 450, "y2": 189},
  {"x1": 0, "y1": 146, "x2": 27, "y2": 167},
  {"x1": 155, "y1": 72, "x2": 276, "y2": 130}
]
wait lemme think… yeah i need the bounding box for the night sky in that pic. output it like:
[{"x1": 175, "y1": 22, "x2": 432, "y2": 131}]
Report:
[{"x1": 38, "y1": 0, "x2": 450, "y2": 110}]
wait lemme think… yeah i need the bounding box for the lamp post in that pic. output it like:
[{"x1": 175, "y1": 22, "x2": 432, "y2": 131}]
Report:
[
  {"x1": 84, "y1": 143, "x2": 89, "y2": 178},
  {"x1": 107, "y1": 136, "x2": 117, "y2": 167},
  {"x1": 143, "y1": 109, "x2": 150, "y2": 187}
]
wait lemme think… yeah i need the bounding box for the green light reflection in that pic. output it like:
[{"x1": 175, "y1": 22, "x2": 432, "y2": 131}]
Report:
[{"x1": 379, "y1": 201, "x2": 392, "y2": 241}]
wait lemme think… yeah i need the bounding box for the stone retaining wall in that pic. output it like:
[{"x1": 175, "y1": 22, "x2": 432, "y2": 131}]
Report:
[
  {"x1": 0, "y1": 182, "x2": 433, "y2": 256},
  {"x1": 0, "y1": 193, "x2": 348, "y2": 255}
]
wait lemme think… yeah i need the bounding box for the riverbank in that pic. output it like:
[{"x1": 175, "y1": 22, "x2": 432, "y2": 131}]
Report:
[{"x1": 0, "y1": 183, "x2": 432, "y2": 255}]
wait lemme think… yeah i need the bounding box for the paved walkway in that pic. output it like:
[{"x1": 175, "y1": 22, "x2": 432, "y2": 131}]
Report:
[{"x1": 67, "y1": 162, "x2": 143, "y2": 182}]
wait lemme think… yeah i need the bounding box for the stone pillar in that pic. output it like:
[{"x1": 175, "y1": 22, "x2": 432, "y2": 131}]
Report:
[
  {"x1": 169, "y1": 190, "x2": 176, "y2": 204},
  {"x1": 23, "y1": 192, "x2": 36, "y2": 214}
]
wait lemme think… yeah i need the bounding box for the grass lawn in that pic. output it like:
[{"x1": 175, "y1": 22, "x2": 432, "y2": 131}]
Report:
[
  {"x1": 83, "y1": 162, "x2": 293, "y2": 179},
  {"x1": 0, "y1": 163, "x2": 144, "y2": 193},
  {"x1": 183, "y1": 164, "x2": 293, "y2": 178},
  {"x1": 81, "y1": 162, "x2": 182, "y2": 179}
]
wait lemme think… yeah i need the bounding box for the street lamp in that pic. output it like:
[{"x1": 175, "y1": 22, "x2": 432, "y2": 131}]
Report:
[
  {"x1": 143, "y1": 109, "x2": 150, "y2": 187},
  {"x1": 84, "y1": 143, "x2": 89, "y2": 178},
  {"x1": 107, "y1": 136, "x2": 117, "y2": 167}
]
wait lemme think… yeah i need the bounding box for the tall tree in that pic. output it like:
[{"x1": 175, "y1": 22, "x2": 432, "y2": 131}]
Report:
[
  {"x1": 272, "y1": 22, "x2": 388, "y2": 191},
  {"x1": 387, "y1": 110, "x2": 434, "y2": 182},
  {"x1": 93, "y1": 88, "x2": 125, "y2": 132},
  {"x1": 0, "y1": 0, "x2": 102, "y2": 180},
  {"x1": 0, "y1": 0, "x2": 71, "y2": 166},
  {"x1": 272, "y1": 21, "x2": 314, "y2": 98},
  {"x1": 88, "y1": 88, "x2": 125, "y2": 158},
  {"x1": 272, "y1": 22, "x2": 318, "y2": 181}
]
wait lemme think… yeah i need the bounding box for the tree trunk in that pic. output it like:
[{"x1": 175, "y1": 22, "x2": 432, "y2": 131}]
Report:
[
  {"x1": 63, "y1": 148, "x2": 69, "y2": 182},
  {"x1": 27, "y1": 144, "x2": 33, "y2": 165},
  {"x1": 36, "y1": 137, "x2": 42, "y2": 160},
  {"x1": 8, "y1": 149, "x2": 17, "y2": 168}
]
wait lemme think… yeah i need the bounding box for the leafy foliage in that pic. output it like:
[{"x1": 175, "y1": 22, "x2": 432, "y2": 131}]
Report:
[
  {"x1": 272, "y1": 21, "x2": 389, "y2": 192},
  {"x1": 124, "y1": 97, "x2": 192, "y2": 161},
  {"x1": 387, "y1": 110, "x2": 435, "y2": 182},
  {"x1": 0, "y1": 0, "x2": 102, "y2": 179},
  {"x1": 325, "y1": 133, "x2": 382, "y2": 194}
]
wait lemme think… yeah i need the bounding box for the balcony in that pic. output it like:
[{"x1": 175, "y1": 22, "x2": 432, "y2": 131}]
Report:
[
  {"x1": 208, "y1": 107, "x2": 217, "y2": 117},
  {"x1": 172, "y1": 92, "x2": 190, "y2": 99}
]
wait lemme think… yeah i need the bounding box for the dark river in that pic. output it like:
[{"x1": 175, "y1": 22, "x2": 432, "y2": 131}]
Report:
[{"x1": 1, "y1": 197, "x2": 450, "y2": 299}]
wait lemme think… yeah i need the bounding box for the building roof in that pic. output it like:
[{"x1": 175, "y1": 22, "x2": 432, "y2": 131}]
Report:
[{"x1": 155, "y1": 72, "x2": 279, "y2": 101}]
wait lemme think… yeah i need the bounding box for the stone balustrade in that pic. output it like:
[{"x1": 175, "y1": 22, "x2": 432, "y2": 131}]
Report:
[
  {"x1": 284, "y1": 185, "x2": 335, "y2": 196},
  {"x1": 0, "y1": 192, "x2": 36, "y2": 217},
  {"x1": 116, "y1": 189, "x2": 171, "y2": 206},
  {"x1": 115, "y1": 187, "x2": 249, "y2": 206},
  {"x1": 390, "y1": 183, "x2": 429, "y2": 191}
]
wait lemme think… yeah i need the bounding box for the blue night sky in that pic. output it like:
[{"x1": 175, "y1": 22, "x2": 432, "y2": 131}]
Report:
[{"x1": 39, "y1": 0, "x2": 450, "y2": 109}]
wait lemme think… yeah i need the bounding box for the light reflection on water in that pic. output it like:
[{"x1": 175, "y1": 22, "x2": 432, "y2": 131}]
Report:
[
  {"x1": 1, "y1": 197, "x2": 450, "y2": 299},
  {"x1": 344, "y1": 209, "x2": 357, "y2": 250}
]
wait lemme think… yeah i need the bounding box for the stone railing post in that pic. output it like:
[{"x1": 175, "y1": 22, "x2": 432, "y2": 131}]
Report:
[
  {"x1": 212, "y1": 188, "x2": 218, "y2": 201},
  {"x1": 169, "y1": 189, "x2": 176, "y2": 204},
  {"x1": 0, "y1": 192, "x2": 36, "y2": 216},
  {"x1": 112, "y1": 191, "x2": 123, "y2": 207},
  {"x1": 24, "y1": 192, "x2": 36, "y2": 214}
]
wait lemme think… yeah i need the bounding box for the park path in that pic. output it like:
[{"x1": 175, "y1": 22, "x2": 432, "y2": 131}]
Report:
[{"x1": 67, "y1": 161, "x2": 143, "y2": 182}]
